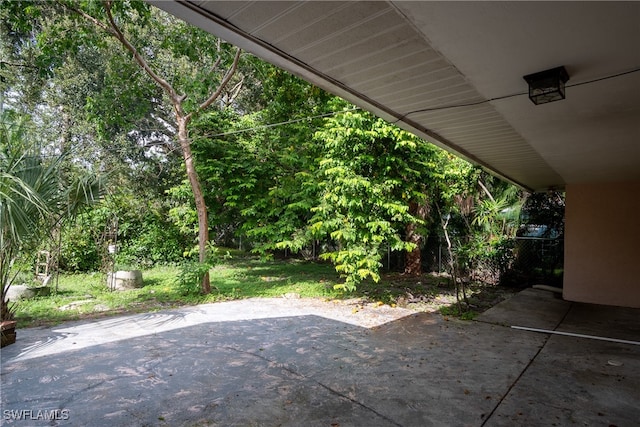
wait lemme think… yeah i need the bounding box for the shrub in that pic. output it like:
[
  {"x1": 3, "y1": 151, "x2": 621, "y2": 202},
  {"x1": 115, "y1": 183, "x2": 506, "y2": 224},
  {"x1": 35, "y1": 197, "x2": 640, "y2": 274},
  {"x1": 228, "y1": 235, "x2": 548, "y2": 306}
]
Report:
[
  {"x1": 59, "y1": 195, "x2": 192, "y2": 272},
  {"x1": 174, "y1": 245, "x2": 230, "y2": 294},
  {"x1": 59, "y1": 219, "x2": 101, "y2": 272}
]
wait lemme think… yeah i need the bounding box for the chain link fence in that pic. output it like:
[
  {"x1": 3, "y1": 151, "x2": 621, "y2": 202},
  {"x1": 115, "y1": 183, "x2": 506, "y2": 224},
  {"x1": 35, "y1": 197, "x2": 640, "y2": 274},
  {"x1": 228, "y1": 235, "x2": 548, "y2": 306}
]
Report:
[
  {"x1": 420, "y1": 234, "x2": 564, "y2": 287},
  {"x1": 504, "y1": 236, "x2": 564, "y2": 287}
]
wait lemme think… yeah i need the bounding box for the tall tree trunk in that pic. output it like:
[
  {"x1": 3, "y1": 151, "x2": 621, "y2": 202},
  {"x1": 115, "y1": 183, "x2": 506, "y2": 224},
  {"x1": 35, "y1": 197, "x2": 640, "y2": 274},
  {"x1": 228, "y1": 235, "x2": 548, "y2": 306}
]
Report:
[
  {"x1": 404, "y1": 201, "x2": 428, "y2": 275},
  {"x1": 435, "y1": 203, "x2": 464, "y2": 313},
  {"x1": 68, "y1": 1, "x2": 242, "y2": 294},
  {"x1": 442, "y1": 218, "x2": 462, "y2": 314},
  {"x1": 177, "y1": 116, "x2": 210, "y2": 293}
]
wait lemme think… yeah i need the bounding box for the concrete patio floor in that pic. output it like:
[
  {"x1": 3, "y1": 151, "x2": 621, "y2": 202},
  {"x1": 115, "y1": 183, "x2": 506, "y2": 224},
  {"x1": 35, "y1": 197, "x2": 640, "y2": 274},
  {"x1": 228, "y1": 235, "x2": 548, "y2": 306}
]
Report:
[{"x1": 1, "y1": 288, "x2": 638, "y2": 426}]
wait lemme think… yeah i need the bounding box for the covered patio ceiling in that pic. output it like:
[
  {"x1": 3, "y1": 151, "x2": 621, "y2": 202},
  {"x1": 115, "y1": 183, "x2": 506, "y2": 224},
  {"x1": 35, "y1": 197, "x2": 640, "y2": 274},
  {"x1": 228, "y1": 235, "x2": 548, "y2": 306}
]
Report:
[{"x1": 151, "y1": 1, "x2": 640, "y2": 192}]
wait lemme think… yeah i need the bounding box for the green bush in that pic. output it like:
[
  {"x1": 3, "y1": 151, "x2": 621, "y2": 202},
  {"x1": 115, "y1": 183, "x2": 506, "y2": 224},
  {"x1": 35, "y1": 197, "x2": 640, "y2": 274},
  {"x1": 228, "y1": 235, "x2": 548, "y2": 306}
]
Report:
[
  {"x1": 174, "y1": 245, "x2": 230, "y2": 294},
  {"x1": 59, "y1": 219, "x2": 101, "y2": 272},
  {"x1": 174, "y1": 261, "x2": 212, "y2": 295},
  {"x1": 59, "y1": 195, "x2": 192, "y2": 272},
  {"x1": 116, "y1": 219, "x2": 189, "y2": 269},
  {"x1": 485, "y1": 237, "x2": 516, "y2": 281}
]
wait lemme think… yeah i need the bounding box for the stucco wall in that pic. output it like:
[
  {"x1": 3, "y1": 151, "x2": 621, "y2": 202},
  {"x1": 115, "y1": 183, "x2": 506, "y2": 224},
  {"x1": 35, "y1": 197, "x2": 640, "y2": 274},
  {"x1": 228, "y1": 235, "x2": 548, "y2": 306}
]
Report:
[{"x1": 563, "y1": 181, "x2": 640, "y2": 307}]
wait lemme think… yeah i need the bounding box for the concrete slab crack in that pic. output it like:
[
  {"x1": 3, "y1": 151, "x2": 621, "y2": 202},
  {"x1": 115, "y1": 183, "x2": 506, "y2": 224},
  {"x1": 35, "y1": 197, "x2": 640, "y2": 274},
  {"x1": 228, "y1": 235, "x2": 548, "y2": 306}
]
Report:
[
  {"x1": 480, "y1": 302, "x2": 574, "y2": 426},
  {"x1": 222, "y1": 345, "x2": 404, "y2": 427}
]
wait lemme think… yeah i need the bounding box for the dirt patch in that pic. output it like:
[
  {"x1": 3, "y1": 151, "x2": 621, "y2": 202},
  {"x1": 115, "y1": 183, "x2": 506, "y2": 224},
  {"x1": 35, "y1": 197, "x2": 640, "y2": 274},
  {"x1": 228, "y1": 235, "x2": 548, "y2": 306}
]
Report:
[
  {"x1": 354, "y1": 272, "x2": 521, "y2": 319},
  {"x1": 273, "y1": 276, "x2": 521, "y2": 327}
]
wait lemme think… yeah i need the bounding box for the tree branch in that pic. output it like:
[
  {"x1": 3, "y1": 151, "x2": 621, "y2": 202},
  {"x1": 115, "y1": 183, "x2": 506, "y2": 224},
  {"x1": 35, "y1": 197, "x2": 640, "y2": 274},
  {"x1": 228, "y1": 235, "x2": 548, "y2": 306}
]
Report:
[
  {"x1": 209, "y1": 39, "x2": 222, "y2": 74},
  {"x1": 57, "y1": 0, "x2": 114, "y2": 34},
  {"x1": 100, "y1": 1, "x2": 185, "y2": 107},
  {"x1": 195, "y1": 48, "x2": 242, "y2": 114},
  {"x1": 226, "y1": 77, "x2": 245, "y2": 106},
  {"x1": 477, "y1": 179, "x2": 496, "y2": 203},
  {"x1": 0, "y1": 61, "x2": 40, "y2": 70}
]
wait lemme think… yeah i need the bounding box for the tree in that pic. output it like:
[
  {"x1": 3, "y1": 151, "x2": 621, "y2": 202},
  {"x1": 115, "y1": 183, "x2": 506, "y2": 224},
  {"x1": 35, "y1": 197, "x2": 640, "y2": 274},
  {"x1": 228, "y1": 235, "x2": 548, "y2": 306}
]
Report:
[
  {"x1": 195, "y1": 67, "x2": 333, "y2": 253},
  {"x1": 308, "y1": 105, "x2": 444, "y2": 289},
  {"x1": 0, "y1": 109, "x2": 102, "y2": 321},
  {"x1": 2, "y1": 1, "x2": 244, "y2": 293},
  {"x1": 435, "y1": 156, "x2": 524, "y2": 310},
  {"x1": 65, "y1": 1, "x2": 242, "y2": 293}
]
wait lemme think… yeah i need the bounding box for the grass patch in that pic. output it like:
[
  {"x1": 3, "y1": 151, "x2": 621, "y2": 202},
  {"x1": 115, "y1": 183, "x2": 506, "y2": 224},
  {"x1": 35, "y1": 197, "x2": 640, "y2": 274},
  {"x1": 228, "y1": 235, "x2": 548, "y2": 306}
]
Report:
[
  {"x1": 12, "y1": 253, "x2": 517, "y2": 328},
  {"x1": 13, "y1": 256, "x2": 344, "y2": 328},
  {"x1": 439, "y1": 305, "x2": 478, "y2": 321}
]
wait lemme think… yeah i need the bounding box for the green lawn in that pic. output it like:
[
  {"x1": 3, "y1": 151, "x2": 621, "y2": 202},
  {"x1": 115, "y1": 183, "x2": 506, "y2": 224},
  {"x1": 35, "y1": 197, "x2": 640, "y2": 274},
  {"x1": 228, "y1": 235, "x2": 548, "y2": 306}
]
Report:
[
  {"x1": 13, "y1": 255, "x2": 343, "y2": 328},
  {"x1": 13, "y1": 253, "x2": 516, "y2": 328}
]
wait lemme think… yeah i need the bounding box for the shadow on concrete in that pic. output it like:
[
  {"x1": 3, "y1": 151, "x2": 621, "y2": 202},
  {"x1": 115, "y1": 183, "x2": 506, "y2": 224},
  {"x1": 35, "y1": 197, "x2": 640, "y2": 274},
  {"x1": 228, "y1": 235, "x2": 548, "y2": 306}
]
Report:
[{"x1": 1, "y1": 289, "x2": 638, "y2": 426}]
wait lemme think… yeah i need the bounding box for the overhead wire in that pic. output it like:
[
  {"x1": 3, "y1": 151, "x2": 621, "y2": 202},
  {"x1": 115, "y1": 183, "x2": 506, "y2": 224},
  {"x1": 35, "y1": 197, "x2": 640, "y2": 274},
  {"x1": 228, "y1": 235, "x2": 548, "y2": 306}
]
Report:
[
  {"x1": 200, "y1": 106, "x2": 361, "y2": 139},
  {"x1": 2, "y1": 66, "x2": 639, "y2": 146},
  {"x1": 391, "y1": 66, "x2": 640, "y2": 124},
  {"x1": 0, "y1": 106, "x2": 361, "y2": 145}
]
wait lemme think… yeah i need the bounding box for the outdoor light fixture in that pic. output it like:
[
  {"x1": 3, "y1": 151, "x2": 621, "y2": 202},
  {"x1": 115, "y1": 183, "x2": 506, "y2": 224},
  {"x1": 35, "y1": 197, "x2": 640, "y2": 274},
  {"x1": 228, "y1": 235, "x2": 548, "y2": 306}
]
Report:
[{"x1": 523, "y1": 66, "x2": 569, "y2": 105}]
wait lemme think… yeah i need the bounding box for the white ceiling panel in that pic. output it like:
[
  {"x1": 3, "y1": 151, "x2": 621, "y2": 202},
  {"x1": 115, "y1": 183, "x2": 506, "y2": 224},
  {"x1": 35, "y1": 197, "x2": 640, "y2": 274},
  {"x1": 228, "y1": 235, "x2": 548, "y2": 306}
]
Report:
[{"x1": 151, "y1": 0, "x2": 640, "y2": 191}]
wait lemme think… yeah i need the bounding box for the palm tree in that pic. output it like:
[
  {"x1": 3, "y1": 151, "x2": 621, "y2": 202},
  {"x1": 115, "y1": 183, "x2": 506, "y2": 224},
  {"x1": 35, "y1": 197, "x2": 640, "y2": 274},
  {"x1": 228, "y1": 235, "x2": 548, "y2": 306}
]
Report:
[{"x1": 0, "y1": 109, "x2": 102, "y2": 322}]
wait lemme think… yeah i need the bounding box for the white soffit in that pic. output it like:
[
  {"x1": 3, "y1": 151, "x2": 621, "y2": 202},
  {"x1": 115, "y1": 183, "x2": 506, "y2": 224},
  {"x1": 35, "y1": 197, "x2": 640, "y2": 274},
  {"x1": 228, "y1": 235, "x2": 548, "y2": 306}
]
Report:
[{"x1": 151, "y1": 1, "x2": 640, "y2": 192}]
